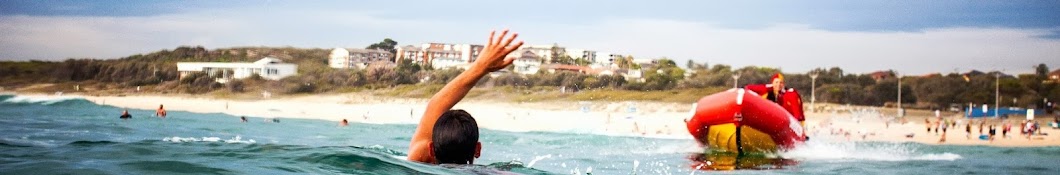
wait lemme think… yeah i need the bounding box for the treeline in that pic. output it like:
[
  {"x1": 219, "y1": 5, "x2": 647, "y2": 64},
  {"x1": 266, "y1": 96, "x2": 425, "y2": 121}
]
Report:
[{"x1": 1, "y1": 45, "x2": 1057, "y2": 111}]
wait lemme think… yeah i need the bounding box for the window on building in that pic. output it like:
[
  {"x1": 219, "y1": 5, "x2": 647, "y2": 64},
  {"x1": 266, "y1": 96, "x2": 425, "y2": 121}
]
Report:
[{"x1": 267, "y1": 68, "x2": 278, "y2": 75}]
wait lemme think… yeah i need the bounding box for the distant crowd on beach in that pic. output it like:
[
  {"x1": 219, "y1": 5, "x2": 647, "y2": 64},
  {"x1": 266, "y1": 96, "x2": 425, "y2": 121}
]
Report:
[{"x1": 923, "y1": 115, "x2": 1058, "y2": 143}]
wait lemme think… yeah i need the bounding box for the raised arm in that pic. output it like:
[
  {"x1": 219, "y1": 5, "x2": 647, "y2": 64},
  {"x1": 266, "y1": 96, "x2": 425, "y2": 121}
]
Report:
[{"x1": 408, "y1": 29, "x2": 523, "y2": 163}]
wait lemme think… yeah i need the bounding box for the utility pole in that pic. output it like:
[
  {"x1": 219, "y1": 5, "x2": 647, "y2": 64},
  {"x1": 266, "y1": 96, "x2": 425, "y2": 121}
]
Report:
[{"x1": 810, "y1": 71, "x2": 819, "y2": 113}]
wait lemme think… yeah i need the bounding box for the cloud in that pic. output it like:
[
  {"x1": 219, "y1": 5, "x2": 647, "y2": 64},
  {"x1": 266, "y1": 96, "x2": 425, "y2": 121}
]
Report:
[
  {"x1": 541, "y1": 19, "x2": 1060, "y2": 75},
  {"x1": 0, "y1": 9, "x2": 1057, "y2": 75}
]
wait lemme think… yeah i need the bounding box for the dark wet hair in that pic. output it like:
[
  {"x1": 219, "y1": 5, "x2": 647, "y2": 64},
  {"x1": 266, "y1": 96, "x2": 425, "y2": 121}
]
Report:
[{"x1": 431, "y1": 109, "x2": 479, "y2": 164}]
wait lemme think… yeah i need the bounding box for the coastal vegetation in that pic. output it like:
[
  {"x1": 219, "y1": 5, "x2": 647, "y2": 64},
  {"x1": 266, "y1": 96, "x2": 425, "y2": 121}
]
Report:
[{"x1": 1, "y1": 45, "x2": 1057, "y2": 111}]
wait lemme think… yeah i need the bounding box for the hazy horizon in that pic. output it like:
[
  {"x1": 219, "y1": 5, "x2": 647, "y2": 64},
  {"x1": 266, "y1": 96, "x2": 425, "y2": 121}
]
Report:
[{"x1": 1, "y1": 0, "x2": 1058, "y2": 75}]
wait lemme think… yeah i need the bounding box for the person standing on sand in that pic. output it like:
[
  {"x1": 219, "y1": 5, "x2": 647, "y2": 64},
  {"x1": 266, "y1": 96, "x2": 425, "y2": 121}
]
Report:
[
  {"x1": 925, "y1": 118, "x2": 932, "y2": 133},
  {"x1": 407, "y1": 29, "x2": 523, "y2": 164},
  {"x1": 966, "y1": 122, "x2": 972, "y2": 139},
  {"x1": 156, "y1": 104, "x2": 167, "y2": 118},
  {"x1": 1002, "y1": 122, "x2": 1011, "y2": 138},
  {"x1": 1020, "y1": 120, "x2": 1027, "y2": 136},
  {"x1": 979, "y1": 120, "x2": 985, "y2": 135},
  {"x1": 988, "y1": 125, "x2": 996, "y2": 142}
]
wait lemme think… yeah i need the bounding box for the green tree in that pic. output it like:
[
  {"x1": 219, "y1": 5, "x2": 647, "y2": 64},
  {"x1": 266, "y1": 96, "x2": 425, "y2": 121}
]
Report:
[
  {"x1": 366, "y1": 38, "x2": 398, "y2": 54},
  {"x1": 1035, "y1": 63, "x2": 1049, "y2": 79}
]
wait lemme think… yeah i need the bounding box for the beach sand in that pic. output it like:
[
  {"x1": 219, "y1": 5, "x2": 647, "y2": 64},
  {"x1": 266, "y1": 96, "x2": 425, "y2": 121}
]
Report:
[{"x1": 20, "y1": 93, "x2": 1060, "y2": 147}]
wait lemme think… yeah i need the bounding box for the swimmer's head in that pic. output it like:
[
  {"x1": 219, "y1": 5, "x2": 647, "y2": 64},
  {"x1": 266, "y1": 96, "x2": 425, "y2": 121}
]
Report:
[{"x1": 430, "y1": 109, "x2": 480, "y2": 164}]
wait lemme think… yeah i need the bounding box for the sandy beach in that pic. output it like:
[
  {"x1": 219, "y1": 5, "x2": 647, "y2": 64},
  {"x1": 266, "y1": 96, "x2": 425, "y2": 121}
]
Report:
[{"x1": 14, "y1": 92, "x2": 1060, "y2": 147}]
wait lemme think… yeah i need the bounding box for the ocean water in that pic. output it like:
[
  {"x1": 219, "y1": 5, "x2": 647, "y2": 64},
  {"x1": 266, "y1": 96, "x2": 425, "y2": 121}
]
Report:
[{"x1": 1, "y1": 94, "x2": 1059, "y2": 175}]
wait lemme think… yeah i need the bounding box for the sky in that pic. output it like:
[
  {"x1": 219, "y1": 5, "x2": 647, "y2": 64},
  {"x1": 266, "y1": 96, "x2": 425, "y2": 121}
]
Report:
[{"x1": 0, "y1": 0, "x2": 1058, "y2": 75}]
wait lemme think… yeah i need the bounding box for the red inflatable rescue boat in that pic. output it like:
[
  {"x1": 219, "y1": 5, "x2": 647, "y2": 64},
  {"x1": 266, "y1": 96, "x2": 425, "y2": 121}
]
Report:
[{"x1": 685, "y1": 88, "x2": 806, "y2": 154}]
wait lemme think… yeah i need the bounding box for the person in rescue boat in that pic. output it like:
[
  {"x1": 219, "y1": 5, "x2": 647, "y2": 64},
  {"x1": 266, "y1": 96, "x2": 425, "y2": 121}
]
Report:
[
  {"x1": 745, "y1": 73, "x2": 788, "y2": 104},
  {"x1": 744, "y1": 73, "x2": 808, "y2": 140}
]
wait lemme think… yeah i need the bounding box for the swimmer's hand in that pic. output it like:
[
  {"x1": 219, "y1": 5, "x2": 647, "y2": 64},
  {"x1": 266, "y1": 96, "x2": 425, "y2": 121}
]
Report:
[{"x1": 470, "y1": 29, "x2": 524, "y2": 73}]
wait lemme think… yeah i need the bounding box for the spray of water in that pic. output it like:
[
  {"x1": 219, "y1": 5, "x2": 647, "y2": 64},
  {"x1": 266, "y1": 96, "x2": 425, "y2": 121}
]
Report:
[{"x1": 781, "y1": 135, "x2": 961, "y2": 161}]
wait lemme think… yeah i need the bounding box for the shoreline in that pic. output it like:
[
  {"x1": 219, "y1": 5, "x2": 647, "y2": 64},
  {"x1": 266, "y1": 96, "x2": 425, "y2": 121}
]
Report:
[{"x1": 6, "y1": 92, "x2": 1060, "y2": 147}]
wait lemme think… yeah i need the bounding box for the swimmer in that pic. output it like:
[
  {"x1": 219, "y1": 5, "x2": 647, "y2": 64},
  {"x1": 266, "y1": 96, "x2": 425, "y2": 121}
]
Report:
[
  {"x1": 120, "y1": 109, "x2": 132, "y2": 119},
  {"x1": 340, "y1": 119, "x2": 349, "y2": 126},
  {"x1": 156, "y1": 104, "x2": 167, "y2": 118},
  {"x1": 241, "y1": 116, "x2": 247, "y2": 123},
  {"x1": 407, "y1": 29, "x2": 523, "y2": 164}
]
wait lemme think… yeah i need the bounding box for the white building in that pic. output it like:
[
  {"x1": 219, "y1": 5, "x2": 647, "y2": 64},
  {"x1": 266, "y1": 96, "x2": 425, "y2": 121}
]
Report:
[
  {"x1": 565, "y1": 48, "x2": 596, "y2": 63},
  {"x1": 329, "y1": 48, "x2": 393, "y2": 69},
  {"x1": 431, "y1": 56, "x2": 470, "y2": 70},
  {"x1": 177, "y1": 57, "x2": 297, "y2": 83},
  {"x1": 522, "y1": 44, "x2": 564, "y2": 63},
  {"x1": 511, "y1": 50, "x2": 542, "y2": 75},
  {"x1": 397, "y1": 43, "x2": 483, "y2": 69}
]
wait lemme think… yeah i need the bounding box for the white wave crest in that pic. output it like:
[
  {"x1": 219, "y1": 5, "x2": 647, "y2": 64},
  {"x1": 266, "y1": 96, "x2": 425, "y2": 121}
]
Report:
[
  {"x1": 162, "y1": 136, "x2": 256, "y2": 144},
  {"x1": 2, "y1": 95, "x2": 81, "y2": 105}
]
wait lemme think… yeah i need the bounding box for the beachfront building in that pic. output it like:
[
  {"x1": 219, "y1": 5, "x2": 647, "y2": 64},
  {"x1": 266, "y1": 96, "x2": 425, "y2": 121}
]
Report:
[
  {"x1": 176, "y1": 57, "x2": 297, "y2": 83},
  {"x1": 522, "y1": 44, "x2": 565, "y2": 63},
  {"x1": 511, "y1": 50, "x2": 542, "y2": 75},
  {"x1": 329, "y1": 48, "x2": 393, "y2": 69},
  {"x1": 396, "y1": 43, "x2": 483, "y2": 69}
]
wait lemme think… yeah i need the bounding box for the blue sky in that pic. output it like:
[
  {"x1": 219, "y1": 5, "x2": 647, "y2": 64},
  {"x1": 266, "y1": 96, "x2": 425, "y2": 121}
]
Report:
[{"x1": 1, "y1": 0, "x2": 1058, "y2": 74}]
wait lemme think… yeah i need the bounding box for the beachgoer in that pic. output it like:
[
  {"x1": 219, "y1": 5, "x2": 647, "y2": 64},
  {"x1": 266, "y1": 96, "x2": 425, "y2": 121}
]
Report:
[
  {"x1": 407, "y1": 29, "x2": 523, "y2": 164},
  {"x1": 241, "y1": 116, "x2": 247, "y2": 123},
  {"x1": 156, "y1": 104, "x2": 167, "y2": 118},
  {"x1": 340, "y1": 119, "x2": 349, "y2": 126},
  {"x1": 941, "y1": 120, "x2": 948, "y2": 134},
  {"x1": 926, "y1": 118, "x2": 932, "y2": 133},
  {"x1": 120, "y1": 109, "x2": 132, "y2": 119},
  {"x1": 1002, "y1": 122, "x2": 1011, "y2": 138},
  {"x1": 965, "y1": 122, "x2": 972, "y2": 139},
  {"x1": 988, "y1": 125, "x2": 996, "y2": 142},
  {"x1": 1020, "y1": 120, "x2": 1027, "y2": 136},
  {"x1": 979, "y1": 120, "x2": 985, "y2": 135}
]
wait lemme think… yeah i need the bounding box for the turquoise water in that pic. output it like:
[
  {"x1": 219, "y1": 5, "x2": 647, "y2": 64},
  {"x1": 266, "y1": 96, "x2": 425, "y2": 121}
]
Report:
[{"x1": 1, "y1": 95, "x2": 1059, "y2": 174}]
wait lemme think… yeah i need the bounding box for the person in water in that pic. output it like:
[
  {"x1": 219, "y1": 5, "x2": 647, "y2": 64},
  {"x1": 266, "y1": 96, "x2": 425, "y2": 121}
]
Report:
[
  {"x1": 120, "y1": 109, "x2": 132, "y2": 119},
  {"x1": 340, "y1": 119, "x2": 349, "y2": 126},
  {"x1": 241, "y1": 116, "x2": 248, "y2": 123},
  {"x1": 156, "y1": 104, "x2": 167, "y2": 118},
  {"x1": 408, "y1": 29, "x2": 523, "y2": 164}
]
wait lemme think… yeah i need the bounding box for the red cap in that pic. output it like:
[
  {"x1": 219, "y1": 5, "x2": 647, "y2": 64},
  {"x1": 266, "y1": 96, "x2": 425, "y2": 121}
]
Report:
[{"x1": 771, "y1": 73, "x2": 784, "y2": 82}]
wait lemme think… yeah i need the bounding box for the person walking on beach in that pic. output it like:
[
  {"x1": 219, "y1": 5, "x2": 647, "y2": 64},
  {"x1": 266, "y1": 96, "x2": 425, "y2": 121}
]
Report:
[
  {"x1": 965, "y1": 122, "x2": 972, "y2": 139},
  {"x1": 407, "y1": 29, "x2": 523, "y2": 164},
  {"x1": 156, "y1": 104, "x2": 167, "y2": 118}
]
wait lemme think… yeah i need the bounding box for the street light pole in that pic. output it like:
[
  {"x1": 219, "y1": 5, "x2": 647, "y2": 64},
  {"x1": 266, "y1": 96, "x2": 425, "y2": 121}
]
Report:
[
  {"x1": 897, "y1": 73, "x2": 903, "y2": 117},
  {"x1": 732, "y1": 74, "x2": 741, "y2": 89},
  {"x1": 810, "y1": 72, "x2": 819, "y2": 113},
  {"x1": 995, "y1": 72, "x2": 1000, "y2": 118}
]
